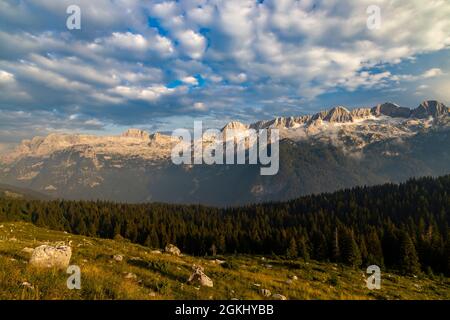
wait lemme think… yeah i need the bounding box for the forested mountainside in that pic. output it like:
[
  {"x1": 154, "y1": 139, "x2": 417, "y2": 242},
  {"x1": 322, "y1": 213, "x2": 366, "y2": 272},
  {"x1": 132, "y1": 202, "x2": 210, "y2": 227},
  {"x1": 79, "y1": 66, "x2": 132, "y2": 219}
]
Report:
[{"x1": 1, "y1": 175, "x2": 449, "y2": 276}]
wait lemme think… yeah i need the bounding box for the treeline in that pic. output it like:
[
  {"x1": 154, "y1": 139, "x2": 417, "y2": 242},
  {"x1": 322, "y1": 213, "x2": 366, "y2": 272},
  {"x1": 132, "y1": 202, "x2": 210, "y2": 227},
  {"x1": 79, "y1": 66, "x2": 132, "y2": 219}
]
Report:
[{"x1": 1, "y1": 175, "x2": 449, "y2": 276}]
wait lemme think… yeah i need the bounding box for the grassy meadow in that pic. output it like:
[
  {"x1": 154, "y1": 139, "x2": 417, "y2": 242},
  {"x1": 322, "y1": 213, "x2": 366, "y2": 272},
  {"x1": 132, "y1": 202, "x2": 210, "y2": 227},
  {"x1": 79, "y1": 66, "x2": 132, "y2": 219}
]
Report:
[{"x1": 0, "y1": 221, "x2": 449, "y2": 300}]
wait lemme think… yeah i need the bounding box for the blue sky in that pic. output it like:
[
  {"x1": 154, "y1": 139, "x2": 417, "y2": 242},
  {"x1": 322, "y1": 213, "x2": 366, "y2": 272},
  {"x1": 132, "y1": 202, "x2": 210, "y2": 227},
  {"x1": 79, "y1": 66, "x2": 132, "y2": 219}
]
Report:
[{"x1": 0, "y1": 0, "x2": 449, "y2": 151}]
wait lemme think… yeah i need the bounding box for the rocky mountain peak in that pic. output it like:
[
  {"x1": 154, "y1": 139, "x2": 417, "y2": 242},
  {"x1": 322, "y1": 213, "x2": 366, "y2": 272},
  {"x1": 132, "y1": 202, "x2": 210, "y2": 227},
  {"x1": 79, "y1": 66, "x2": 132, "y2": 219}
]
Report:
[
  {"x1": 221, "y1": 121, "x2": 249, "y2": 132},
  {"x1": 350, "y1": 108, "x2": 372, "y2": 119},
  {"x1": 311, "y1": 106, "x2": 353, "y2": 123},
  {"x1": 371, "y1": 103, "x2": 411, "y2": 118},
  {"x1": 411, "y1": 100, "x2": 449, "y2": 119},
  {"x1": 121, "y1": 129, "x2": 150, "y2": 140}
]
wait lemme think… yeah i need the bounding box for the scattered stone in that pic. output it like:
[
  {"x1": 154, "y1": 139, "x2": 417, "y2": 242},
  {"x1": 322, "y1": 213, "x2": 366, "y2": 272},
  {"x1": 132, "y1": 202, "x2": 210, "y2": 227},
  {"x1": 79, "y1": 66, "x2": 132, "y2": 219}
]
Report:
[
  {"x1": 165, "y1": 244, "x2": 181, "y2": 256},
  {"x1": 29, "y1": 245, "x2": 72, "y2": 269},
  {"x1": 289, "y1": 275, "x2": 298, "y2": 281},
  {"x1": 124, "y1": 272, "x2": 137, "y2": 280},
  {"x1": 149, "y1": 292, "x2": 157, "y2": 297},
  {"x1": 285, "y1": 279, "x2": 293, "y2": 285},
  {"x1": 213, "y1": 259, "x2": 226, "y2": 265},
  {"x1": 150, "y1": 250, "x2": 162, "y2": 254},
  {"x1": 21, "y1": 282, "x2": 34, "y2": 290},
  {"x1": 253, "y1": 283, "x2": 261, "y2": 287},
  {"x1": 130, "y1": 256, "x2": 142, "y2": 261},
  {"x1": 272, "y1": 294, "x2": 287, "y2": 300},
  {"x1": 113, "y1": 254, "x2": 123, "y2": 262},
  {"x1": 260, "y1": 289, "x2": 271, "y2": 297},
  {"x1": 188, "y1": 265, "x2": 213, "y2": 287}
]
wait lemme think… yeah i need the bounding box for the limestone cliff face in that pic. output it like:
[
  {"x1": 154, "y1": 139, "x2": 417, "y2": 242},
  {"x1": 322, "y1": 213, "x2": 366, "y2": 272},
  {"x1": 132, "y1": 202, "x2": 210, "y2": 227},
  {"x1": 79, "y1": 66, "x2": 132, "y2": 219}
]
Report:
[{"x1": 411, "y1": 100, "x2": 449, "y2": 119}]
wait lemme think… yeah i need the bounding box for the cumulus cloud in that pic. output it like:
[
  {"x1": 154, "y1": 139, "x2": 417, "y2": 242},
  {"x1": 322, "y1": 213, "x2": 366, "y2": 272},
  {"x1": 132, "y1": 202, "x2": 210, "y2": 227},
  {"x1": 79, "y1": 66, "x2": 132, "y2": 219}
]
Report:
[{"x1": 0, "y1": 0, "x2": 449, "y2": 147}]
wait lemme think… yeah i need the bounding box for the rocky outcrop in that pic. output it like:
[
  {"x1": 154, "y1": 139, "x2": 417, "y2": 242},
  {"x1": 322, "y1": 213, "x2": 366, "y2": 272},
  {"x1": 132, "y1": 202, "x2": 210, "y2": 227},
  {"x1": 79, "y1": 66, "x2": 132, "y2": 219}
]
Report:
[
  {"x1": 121, "y1": 128, "x2": 150, "y2": 140},
  {"x1": 165, "y1": 244, "x2": 181, "y2": 256},
  {"x1": 411, "y1": 100, "x2": 449, "y2": 119},
  {"x1": 29, "y1": 245, "x2": 72, "y2": 269},
  {"x1": 188, "y1": 265, "x2": 214, "y2": 287},
  {"x1": 351, "y1": 108, "x2": 372, "y2": 119},
  {"x1": 323, "y1": 106, "x2": 353, "y2": 123},
  {"x1": 371, "y1": 103, "x2": 411, "y2": 118}
]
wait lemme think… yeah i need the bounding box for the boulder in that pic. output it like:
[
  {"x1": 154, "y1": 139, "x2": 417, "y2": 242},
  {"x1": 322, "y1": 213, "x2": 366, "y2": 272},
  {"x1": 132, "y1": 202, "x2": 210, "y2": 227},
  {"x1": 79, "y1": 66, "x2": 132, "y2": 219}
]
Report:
[
  {"x1": 113, "y1": 254, "x2": 123, "y2": 262},
  {"x1": 124, "y1": 272, "x2": 137, "y2": 280},
  {"x1": 188, "y1": 265, "x2": 213, "y2": 287},
  {"x1": 29, "y1": 245, "x2": 72, "y2": 269},
  {"x1": 165, "y1": 244, "x2": 181, "y2": 256}
]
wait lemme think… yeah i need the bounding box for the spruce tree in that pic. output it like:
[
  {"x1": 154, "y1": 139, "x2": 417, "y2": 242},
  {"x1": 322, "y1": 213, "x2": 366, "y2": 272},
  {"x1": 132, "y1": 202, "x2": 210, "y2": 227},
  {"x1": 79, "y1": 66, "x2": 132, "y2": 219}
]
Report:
[
  {"x1": 340, "y1": 230, "x2": 362, "y2": 268},
  {"x1": 286, "y1": 237, "x2": 298, "y2": 259},
  {"x1": 399, "y1": 232, "x2": 421, "y2": 275}
]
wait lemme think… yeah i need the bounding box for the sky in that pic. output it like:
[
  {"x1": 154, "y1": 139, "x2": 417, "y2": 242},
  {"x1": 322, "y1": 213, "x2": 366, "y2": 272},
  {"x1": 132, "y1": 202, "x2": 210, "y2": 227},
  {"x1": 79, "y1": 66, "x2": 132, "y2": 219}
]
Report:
[{"x1": 0, "y1": 0, "x2": 449, "y2": 152}]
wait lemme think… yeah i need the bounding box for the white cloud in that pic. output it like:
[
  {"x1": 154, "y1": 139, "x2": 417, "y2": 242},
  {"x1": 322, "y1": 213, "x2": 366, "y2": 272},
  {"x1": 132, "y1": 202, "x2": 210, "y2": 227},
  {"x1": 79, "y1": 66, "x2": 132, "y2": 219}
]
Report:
[
  {"x1": 422, "y1": 68, "x2": 443, "y2": 78},
  {"x1": 0, "y1": 70, "x2": 14, "y2": 84},
  {"x1": 193, "y1": 102, "x2": 207, "y2": 111},
  {"x1": 176, "y1": 30, "x2": 207, "y2": 59},
  {"x1": 111, "y1": 85, "x2": 176, "y2": 102},
  {"x1": 181, "y1": 76, "x2": 199, "y2": 85},
  {"x1": 0, "y1": 0, "x2": 449, "y2": 144}
]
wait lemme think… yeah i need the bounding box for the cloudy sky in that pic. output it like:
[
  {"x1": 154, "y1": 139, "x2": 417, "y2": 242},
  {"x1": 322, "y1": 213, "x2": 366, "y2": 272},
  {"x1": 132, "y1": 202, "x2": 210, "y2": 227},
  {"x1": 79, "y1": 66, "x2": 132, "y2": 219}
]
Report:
[{"x1": 0, "y1": 0, "x2": 449, "y2": 152}]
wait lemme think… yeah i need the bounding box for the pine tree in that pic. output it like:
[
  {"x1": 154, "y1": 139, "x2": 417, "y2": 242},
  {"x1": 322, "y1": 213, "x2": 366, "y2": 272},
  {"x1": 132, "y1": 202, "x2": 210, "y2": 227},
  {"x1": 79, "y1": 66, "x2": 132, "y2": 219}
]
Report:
[
  {"x1": 331, "y1": 227, "x2": 340, "y2": 262},
  {"x1": 366, "y1": 230, "x2": 384, "y2": 267},
  {"x1": 398, "y1": 232, "x2": 421, "y2": 275},
  {"x1": 286, "y1": 237, "x2": 298, "y2": 259},
  {"x1": 340, "y1": 229, "x2": 362, "y2": 268},
  {"x1": 298, "y1": 236, "x2": 310, "y2": 261}
]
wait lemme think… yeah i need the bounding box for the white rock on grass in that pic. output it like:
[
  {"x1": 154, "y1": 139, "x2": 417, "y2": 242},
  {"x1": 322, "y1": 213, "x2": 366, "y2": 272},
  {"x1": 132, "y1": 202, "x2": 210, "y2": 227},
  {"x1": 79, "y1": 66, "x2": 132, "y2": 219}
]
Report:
[
  {"x1": 188, "y1": 265, "x2": 213, "y2": 287},
  {"x1": 29, "y1": 245, "x2": 72, "y2": 269},
  {"x1": 165, "y1": 244, "x2": 181, "y2": 256},
  {"x1": 113, "y1": 254, "x2": 123, "y2": 262},
  {"x1": 272, "y1": 294, "x2": 287, "y2": 300}
]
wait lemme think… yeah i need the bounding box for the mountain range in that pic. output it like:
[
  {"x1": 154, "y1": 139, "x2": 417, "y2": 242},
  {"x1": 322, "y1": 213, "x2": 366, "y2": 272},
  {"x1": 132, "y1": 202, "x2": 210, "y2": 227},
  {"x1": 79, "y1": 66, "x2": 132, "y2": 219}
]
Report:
[{"x1": 0, "y1": 100, "x2": 449, "y2": 206}]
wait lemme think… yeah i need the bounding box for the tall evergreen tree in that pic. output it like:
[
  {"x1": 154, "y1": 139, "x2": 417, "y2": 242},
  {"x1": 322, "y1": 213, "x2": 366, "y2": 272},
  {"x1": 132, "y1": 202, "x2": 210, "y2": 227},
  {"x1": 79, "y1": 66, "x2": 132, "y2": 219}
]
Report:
[
  {"x1": 286, "y1": 237, "x2": 298, "y2": 259},
  {"x1": 340, "y1": 229, "x2": 362, "y2": 268},
  {"x1": 399, "y1": 232, "x2": 421, "y2": 275}
]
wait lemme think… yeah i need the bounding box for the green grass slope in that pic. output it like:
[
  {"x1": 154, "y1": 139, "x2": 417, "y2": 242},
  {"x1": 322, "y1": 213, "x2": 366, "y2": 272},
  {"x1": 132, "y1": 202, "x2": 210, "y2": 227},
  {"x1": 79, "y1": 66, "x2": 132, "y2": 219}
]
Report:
[{"x1": 0, "y1": 222, "x2": 449, "y2": 300}]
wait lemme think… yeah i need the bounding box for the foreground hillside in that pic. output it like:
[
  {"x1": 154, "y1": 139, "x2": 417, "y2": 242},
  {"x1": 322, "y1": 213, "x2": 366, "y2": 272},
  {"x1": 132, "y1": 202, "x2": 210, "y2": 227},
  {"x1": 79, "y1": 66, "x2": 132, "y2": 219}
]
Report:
[{"x1": 0, "y1": 222, "x2": 449, "y2": 300}]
